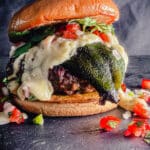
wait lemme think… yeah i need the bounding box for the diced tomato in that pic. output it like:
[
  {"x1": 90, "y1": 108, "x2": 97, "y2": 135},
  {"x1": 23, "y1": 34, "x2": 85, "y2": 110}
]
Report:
[
  {"x1": 99, "y1": 32, "x2": 110, "y2": 42},
  {"x1": 124, "y1": 129, "x2": 132, "y2": 136},
  {"x1": 66, "y1": 23, "x2": 80, "y2": 32},
  {"x1": 124, "y1": 118, "x2": 150, "y2": 137},
  {"x1": 62, "y1": 23, "x2": 80, "y2": 39},
  {"x1": 133, "y1": 103, "x2": 150, "y2": 119},
  {"x1": 63, "y1": 30, "x2": 78, "y2": 39},
  {"x1": 145, "y1": 124, "x2": 150, "y2": 130},
  {"x1": 100, "y1": 116, "x2": 121, "y2": 131},
  {"x1": 93, "y1": 30, "x2": 100, "y2": 36},
  {"x1": 9, "y1": 108, "x2": 24, "y2": 124},
  {"x1": 141, "y1": 79, "x2": 150, "y2": 89},
  {"x1": 147, "y1": 97, "x2": 150, "y2": 103},
  {"x1": 57, "y1": 23, "x2": 80, "y2": 39},
  {"x1": 93, "y1": 30, "x2": 110, "y2": 42},
  {"x1": 121, "y1": 83, "x2": 126, "y2": 92}
]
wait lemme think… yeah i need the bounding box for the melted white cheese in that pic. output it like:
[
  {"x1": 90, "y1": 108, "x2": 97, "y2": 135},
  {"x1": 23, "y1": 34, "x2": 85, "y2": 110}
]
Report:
[
  {"x1": 16, "y1": 33, "x2": 101, "y2": 100},
  {"x1": 0, "y1": 112, "x2": 10, "y2": 125},
  {"x1": 8, "y1": 32, "x2": 128, "y2": 101}
]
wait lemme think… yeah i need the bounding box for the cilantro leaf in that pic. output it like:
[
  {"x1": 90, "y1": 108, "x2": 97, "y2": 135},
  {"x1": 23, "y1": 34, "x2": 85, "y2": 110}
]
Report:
[
  {"x1": 107, "y1": 121, "x2": 118, "y2": 128},
  {"x1": 136, "y1": 121, "x2": 143, "y2": 127},
  {"x1": 70, "y1": 17, "x2": 115, "y2": 34},
  {"x1": 28, "y1": 95, "x2": 37, "y2": 101},
  {"x1": 2, "y1": 77, "x2": 8, "y2": 84}
]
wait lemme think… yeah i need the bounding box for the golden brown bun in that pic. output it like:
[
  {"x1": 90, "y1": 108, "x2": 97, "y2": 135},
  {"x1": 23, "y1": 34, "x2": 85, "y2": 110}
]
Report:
[
  {"x1": 14, "y1": 92, "x2": 117, "y2": 117},
  {"x1": 9, "y1": 0, "x2": 119, "y2": 32}
]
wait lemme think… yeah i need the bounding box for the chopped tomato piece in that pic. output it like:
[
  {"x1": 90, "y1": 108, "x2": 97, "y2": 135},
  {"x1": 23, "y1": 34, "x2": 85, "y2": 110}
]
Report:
[
  {"x1": 121, "y1": 83, "x2": 126, "y2": 92},
  {"x1": 133, "y1": 103, "x2": 150, "y2": 118},
  {"x1": 124, "y1": 118, "x2": 150, "y2": 137},
  {"x1": 141, "y1": 79, "x2": 150, "y2": 89},
  {"x1": 57, "y1": 23, "x2": 80, "y2": 39},
  {"x1": 9, "y1": 108, "x2": 24, "y2": 124},
  {"x1": 93, "y1": 30, "x2": 100, "y2": 36},
  {"x1": 99, "y1": 32, "x2": 110, "y2": 42},
  {"x1": 66, "y1": 23, "x2": 80, "y2": 32},
  {"x1": 147, "y1": 97, "x2": 150, "y2": 103},
  {"x1": 93, "y1": 30, "x2": 110, "y2": 42},
  {"x1": 63, "y1": 30, "x2": 78, "y2": 39},
  {"x1": 146, "y1": 124, "x2": 150, "y2": 130},
  {"x1": 124, "y1": 129, "x2": 132, "y2": 136},
  {"x1": 100, "y1": 116, "x2": 121, "y2": 131}
]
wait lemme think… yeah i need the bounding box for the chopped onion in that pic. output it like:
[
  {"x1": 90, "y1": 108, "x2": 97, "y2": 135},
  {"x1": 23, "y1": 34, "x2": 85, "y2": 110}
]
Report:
[
  {"x1": 122, "y1": 111, "x2": 132, "y2": 120},
  {"x1": 22, "y1": 113, "x2": 28, "y2": 120}
]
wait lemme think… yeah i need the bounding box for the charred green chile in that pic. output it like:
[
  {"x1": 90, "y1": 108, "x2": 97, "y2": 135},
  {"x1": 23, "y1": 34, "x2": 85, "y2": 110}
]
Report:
[{"x1": 62, "y1": 43, "x2": 125, "y2": 103}]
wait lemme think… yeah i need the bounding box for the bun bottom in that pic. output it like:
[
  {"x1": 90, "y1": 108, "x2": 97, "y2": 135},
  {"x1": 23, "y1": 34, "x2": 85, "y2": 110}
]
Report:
[{"x1": 14, "y1": 92, "x2": 117, "y2": 117}]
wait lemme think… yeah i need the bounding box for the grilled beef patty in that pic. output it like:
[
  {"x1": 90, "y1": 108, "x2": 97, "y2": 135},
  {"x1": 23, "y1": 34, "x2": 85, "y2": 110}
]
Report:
[{"x1": 49, "y1": 66, "x2": 95, "y2": 95}]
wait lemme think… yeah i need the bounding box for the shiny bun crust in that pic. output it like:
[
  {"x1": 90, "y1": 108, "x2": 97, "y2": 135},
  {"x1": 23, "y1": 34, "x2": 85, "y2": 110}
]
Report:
[
  {"x1": 14, "y1": 92, "x2": 117, "y2": 117},
  {"x1": 9, "y1": 0, "x2": 119, "y2": 32}
]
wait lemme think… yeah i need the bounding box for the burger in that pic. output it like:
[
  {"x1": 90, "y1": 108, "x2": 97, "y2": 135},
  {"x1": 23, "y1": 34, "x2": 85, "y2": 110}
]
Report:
[{"x1": 6, "y1": 0, "x2": 128, "y2": 116}]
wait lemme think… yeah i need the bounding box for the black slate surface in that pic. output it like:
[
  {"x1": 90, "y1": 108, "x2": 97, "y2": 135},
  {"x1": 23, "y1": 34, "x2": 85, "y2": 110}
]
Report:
[{"x1": 0, "y1": 56, "x2": 150, "y2": 150}]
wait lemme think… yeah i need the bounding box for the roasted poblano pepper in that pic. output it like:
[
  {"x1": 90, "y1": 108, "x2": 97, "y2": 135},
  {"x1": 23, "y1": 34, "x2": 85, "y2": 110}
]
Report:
[{"x1": 62, "y1": 43, "x2": 125, "y2": 103}]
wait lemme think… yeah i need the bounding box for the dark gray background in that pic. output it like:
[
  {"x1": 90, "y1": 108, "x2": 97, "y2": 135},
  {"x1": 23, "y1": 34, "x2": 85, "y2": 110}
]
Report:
[{"x1": 0, "y1": 0, "x2": 150, "y2": 56}]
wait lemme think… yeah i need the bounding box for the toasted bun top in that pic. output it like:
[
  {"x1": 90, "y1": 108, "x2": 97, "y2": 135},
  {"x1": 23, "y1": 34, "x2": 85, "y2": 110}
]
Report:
[{"x1": 9, "y1": 0, "x2": 119, "y2": 32}]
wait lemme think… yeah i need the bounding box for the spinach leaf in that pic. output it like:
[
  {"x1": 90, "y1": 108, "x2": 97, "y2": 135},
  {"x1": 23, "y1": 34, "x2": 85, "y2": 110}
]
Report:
[
  {"x1": 13, "y1": 42, "x2": 32, "y2": 58},
  {"x1": 12, "y1": 26, "x2": 55, "y2": 58}
]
